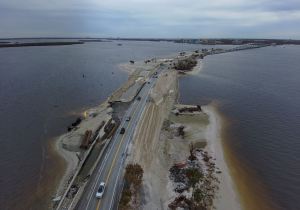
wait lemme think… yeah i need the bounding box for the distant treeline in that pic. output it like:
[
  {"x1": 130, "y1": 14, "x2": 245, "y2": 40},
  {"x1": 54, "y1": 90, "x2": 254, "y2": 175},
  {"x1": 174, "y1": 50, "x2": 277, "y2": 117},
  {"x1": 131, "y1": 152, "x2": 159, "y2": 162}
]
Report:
[
  {"x1": 107, "y1": 38, "x2": 300, "y2": 45},
  {"x1": 107, "y1": 38, "x2": 176, "y2": 42},
  {"x1": 0, "y1": 41, "x2": 84, "y2": 48},
  {"x1": 78, "y1": 39, "x2": 112, "y2": 42},
  {"x1": 174, "y1": 38, "x2": 300, "y2": 45}
]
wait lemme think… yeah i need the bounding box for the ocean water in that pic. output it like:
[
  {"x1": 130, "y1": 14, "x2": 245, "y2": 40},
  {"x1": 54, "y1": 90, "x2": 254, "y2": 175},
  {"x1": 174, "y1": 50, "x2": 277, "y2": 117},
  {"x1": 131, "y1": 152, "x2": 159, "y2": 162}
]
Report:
[
  {"x1": 179, "y1": 45, "x2": 300, "y2": 210},
  {"x1": 0, "y1": 40, "x2": 235, "y2": 210}
]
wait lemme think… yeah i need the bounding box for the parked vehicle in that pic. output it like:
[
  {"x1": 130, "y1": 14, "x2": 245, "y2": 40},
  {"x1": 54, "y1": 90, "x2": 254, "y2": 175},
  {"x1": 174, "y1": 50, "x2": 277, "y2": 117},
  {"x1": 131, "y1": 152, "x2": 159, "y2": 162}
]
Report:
[
  {"x1": 137, "y1": 96, "x2": 141, "y2": 101},
  {"x1": 120, "y1": 127, "x2": 125, "y2": 134},
  {"x1": 126, "y1": 116, "x2": 131, "y2": 121},
  {"x1": 96, "y1": 182, "x2": 106, "y2": 198}
]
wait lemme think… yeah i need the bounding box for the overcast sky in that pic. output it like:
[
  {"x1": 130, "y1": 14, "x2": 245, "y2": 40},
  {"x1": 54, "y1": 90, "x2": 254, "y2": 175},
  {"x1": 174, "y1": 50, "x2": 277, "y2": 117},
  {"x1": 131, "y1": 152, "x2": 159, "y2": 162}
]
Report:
[{"x1": 1, "y1": 0, "x2": 300, "y2": 39}]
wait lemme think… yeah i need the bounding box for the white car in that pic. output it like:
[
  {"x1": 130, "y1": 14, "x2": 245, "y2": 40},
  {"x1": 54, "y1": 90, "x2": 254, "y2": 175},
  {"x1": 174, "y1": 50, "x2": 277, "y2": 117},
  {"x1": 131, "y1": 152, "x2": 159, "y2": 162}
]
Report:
[{"x1": 96, "y1": 182, "x2": 106, "y2": 198}]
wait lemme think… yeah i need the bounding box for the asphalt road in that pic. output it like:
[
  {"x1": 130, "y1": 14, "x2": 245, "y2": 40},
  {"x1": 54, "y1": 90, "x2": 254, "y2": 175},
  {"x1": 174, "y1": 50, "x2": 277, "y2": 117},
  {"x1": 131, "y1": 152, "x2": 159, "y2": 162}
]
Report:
[{"x1": 76, "y1": 66, "x2": 163, "y2": 210}]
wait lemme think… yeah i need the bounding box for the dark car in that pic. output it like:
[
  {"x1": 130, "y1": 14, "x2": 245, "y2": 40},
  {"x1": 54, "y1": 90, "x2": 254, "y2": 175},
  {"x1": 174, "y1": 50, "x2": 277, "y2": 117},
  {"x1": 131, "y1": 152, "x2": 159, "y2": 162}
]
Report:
[
  {"x1": 120, "y1": 127, "x2": 125, "y2": 134},
  {"x1": 137, "y1": 96, "x2": 141, "y2": 101}
]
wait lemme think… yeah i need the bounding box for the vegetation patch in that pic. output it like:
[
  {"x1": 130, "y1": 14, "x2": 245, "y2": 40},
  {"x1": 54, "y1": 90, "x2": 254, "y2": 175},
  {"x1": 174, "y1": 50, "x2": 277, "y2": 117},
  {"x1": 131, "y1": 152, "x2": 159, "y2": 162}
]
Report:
[
  {"x1": 119, "y1": 163, "x2": 144, "y2": 210},
  {"x1": 174, "y1": 57, "x2": 197, "y2": 71}
]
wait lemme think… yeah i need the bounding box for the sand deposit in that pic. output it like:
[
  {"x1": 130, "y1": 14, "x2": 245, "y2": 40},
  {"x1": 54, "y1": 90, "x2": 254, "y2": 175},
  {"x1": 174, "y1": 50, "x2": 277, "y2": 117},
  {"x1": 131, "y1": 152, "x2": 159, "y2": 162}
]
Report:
[
  {"x1": 54, "y1": 52, "x2": 243, "y2": 210},
  {"x1": 125, "y1": 56, "x2": 242, "y2": 209}
]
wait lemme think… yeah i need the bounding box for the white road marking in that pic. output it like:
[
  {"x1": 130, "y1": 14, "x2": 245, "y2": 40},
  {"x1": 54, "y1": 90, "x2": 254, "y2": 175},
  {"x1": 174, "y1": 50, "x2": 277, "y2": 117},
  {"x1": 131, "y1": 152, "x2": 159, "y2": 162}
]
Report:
[
  {"x1": 82, "y1": 67, "x2": 164, "y2": 210},
  {"x1": 108, "y1": 81, "x2": 156, "y2": 210}
]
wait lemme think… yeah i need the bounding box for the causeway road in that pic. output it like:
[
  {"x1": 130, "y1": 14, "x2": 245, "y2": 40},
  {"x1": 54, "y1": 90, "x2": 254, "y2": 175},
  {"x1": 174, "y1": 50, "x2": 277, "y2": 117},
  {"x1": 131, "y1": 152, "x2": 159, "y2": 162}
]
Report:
[{"x1": 75, "y1": 66, "x2": 164, "y2": 210}]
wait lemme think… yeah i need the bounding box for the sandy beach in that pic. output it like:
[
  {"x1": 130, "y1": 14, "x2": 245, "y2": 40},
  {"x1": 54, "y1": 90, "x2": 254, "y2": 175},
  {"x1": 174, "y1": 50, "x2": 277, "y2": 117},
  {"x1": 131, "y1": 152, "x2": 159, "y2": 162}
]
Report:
[{"x1": 203, "y1": 105, "x2": 243, "y2": 210}]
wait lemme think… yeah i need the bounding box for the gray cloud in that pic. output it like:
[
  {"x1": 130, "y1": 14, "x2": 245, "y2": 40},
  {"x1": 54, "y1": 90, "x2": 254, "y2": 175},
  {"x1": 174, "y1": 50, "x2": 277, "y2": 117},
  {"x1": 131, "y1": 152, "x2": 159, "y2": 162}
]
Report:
[{"x1": 0, "y1": 0, "x2": 299, "y2": 38}]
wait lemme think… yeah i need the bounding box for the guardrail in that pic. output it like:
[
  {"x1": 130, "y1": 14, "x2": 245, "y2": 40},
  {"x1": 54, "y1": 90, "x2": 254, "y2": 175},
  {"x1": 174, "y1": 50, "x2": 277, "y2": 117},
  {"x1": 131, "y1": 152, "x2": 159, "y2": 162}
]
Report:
[
  {"x1": 68, "y1": 139, "x2": 111, "y2": 210},
  {"x1": 55, "y1": 122, "x2": 112, "y2": 210}
]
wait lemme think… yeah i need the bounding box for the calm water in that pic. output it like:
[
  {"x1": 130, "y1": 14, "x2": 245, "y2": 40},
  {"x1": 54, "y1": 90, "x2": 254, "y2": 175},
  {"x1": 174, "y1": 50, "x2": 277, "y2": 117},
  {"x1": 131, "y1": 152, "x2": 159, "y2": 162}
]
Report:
[
  {"x1": 179, "y1": 45, "x2": 300, "y2": 210},
  {"x1": 0, "y1": 40, "x2": 234, "y2": 209},
  {"x1": 2, "y1": 41, "x2": 298, "y2": 210}
]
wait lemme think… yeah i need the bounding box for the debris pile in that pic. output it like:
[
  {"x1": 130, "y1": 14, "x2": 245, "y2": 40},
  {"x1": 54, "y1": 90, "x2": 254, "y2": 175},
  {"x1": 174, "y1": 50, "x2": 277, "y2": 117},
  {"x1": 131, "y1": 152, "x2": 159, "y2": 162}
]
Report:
[
  {"x1": 178, "y1": 105, "x2": 202, "y2": 113},
  {"x1": 67, "y1": 117, "x2": 82, "y2": 131},
  {"x1": 91, "y1": 121, "x2": 105, "y2": 141},
  {"x1": 168, "y1": 144, "x2": 220, "y2": 210},
  {"x1": 177, "y1": 125, "x2": 185, "y2": 137},
  {"x1": 101, "y1": 118, "x2": 119, "y2": 140},
  {"x1": 104, "y1": 118, "x2": 113, "y2": 133},
  {"x1": 169, "y1": 165, "x2": 188, "y2": 185},
  {"x1": 80, "y1": 130, "x2": 92, "y2": 149},
  {"x1": 66, "y1": 184, "x2": 78, "y2": 199},
  {"x1": 168, "y1": 195, "x2": 195, "y2": 210}
]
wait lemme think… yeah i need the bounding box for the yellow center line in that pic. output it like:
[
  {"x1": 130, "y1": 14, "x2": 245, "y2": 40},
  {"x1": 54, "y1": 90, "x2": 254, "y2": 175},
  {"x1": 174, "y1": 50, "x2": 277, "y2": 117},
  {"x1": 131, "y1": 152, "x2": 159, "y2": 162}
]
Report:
[{"x1": 95, "y1": 99, "x2": 143, "y2": 210}]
